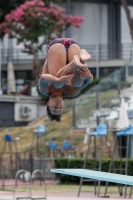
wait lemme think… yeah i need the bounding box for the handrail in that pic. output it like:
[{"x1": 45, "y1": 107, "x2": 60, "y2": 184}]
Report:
[{"x1": 1, "y1": 43, "x2": 133, "y2": 65}]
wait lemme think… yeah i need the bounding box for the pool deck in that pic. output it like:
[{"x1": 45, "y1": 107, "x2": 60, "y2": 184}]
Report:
[{"x1": 0, "y1": 191, "x2": 130, "y2": 200}]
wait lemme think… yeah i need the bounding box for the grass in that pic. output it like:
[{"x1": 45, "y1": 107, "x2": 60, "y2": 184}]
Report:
[
  {"x1": 0, "y1": 88, "x2": 118, "y2": 155},
  {"x1": 0, "y1": 88, "x2": 130, "y2": 197},
  {"x1": 0, "y1": 93, "x2": 116, "y2": 162},
  {"x1": 0, "y1": 99, "x2": 73, "y2": 152}
]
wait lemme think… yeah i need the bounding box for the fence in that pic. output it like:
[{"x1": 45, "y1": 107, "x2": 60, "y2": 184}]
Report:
[
  {"x1": 1, "y1": 78, "x2": 39, "y2": 97},
  {"x1": 0, "y1": 152, "x2": 56, "y2": 189},
  {"x1": 1, "y1": 43, "x2": 133, "y2": 65},
  {"x1": 74, "y1": 65, "x2": 133, "y2": 129},
  {"x1": 1, "y1": 47, "x2": 47, "y2": 65}
]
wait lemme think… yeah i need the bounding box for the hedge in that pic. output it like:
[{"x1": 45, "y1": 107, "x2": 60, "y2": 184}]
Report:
[{"x1": 54, "y1": 158, "x2": 133, "y2": 184}]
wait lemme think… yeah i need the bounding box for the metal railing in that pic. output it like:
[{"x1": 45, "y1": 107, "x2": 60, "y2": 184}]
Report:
[
  {"x1": 1, "y1": 43, "x2": 133, "y2": 65},
  {"x1": 0, "y1": 152, "x2": 56, "y2": 189},
  {"x1": 1, "y1": 79, "x2": 39, "y2": 97},
  {"x1": 74, "y1": 65, "x2": 133, "y2": 129},
  {"x1": 81, "y1": 43, "x2": 133, "y2": 61},
  {"x1": 1, "y1": 47, "x2": 47, "y2": 65}
]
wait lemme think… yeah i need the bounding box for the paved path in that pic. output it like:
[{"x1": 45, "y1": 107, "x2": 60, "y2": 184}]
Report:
[{"x1": 0, "y1": 191, "x2": 129, "y2": 200}]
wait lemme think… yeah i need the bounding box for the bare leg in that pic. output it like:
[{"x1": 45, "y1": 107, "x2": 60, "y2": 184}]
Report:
[
  {"x1": 47, "y1": 43, "x2": 85, "y2": 77},
  {"x1": 56, "y1": 44, "x2": 92, "y2": 87},
  {"x1": 56, "y1": 44, "x2": 87, "y2": 77},
  {"x1": 56, "y1": 55, "x2": 87, "y2": 77},
  {"x1": 47, "y1": 43, "x2": 66, "y2": 76},
  {"x1": 47, "y1": 43, "x2": 89, "y2": 89},
  {"x1": 67, "y1": 44, "x2": 87, "y2": 87}
]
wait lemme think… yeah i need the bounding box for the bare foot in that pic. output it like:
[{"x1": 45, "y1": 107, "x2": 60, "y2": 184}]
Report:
[
  {"x1": 80, "y1": 49, "x2": 91, "y2": 63},
  {"x1": 73, "y1": 55, "x2": 87, "y2": 69}
]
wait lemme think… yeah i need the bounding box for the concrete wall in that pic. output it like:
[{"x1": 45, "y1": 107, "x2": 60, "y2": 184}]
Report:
[{"x1": 0, "y1": 96, "x2": 46, "y2": 127}]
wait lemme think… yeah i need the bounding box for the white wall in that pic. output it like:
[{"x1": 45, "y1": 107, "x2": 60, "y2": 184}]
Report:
[{"x1": 70, "y1": 2, "x2": 108, "y2": 45}]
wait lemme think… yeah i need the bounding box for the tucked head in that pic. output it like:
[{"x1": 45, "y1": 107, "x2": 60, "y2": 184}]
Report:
[{"x1": 46, "y1": 96, "x2": 64, "y2": 122}]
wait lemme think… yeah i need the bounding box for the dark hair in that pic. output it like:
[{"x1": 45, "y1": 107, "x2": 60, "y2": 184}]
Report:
[{"x1": 46, "y1": 105, "x2": 61, "y2": 122}]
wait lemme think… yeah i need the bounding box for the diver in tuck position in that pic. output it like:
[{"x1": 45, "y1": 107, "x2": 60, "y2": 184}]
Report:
[{"x1": 38, "y1": 38, "x2": 93, "y2": 122}]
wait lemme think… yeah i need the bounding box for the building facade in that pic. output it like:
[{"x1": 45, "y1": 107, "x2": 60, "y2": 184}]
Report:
[{"x1": 1, "y1": 0, "x2": 133, "y2": 89}]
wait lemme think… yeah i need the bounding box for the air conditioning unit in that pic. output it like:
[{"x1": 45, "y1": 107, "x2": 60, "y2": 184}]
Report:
[
  {"x1": 20, "y1": 105, "x2": 30, "y2": 118},
  {"x1": 14, "y1": 103, "x2": 37, "y2": 122}
]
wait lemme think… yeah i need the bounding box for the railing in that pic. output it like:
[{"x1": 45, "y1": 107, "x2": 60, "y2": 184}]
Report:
[
  {"x1": 0, "y1": 152, "x2": 56, "y2": 189},
  {"x1": 1, "y1": 47, "x2": 47, "y2": 65},
  {"x1": 1, "y1": 79, "x2": 39, "y2": 97},
  {"x1": 74, "y1": 65, "x2": 133, "y2": 129},
  {"x1": 81, "y1": 43, "x2": 133, "y2": 60},
  {"x1": 1, "y1": 43, "x2": 133, "y2": 65}
]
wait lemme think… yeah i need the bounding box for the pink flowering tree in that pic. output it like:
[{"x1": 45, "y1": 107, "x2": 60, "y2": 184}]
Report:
[{"x1": 0, "y1": 0, "x2": 84, "y2": 77}]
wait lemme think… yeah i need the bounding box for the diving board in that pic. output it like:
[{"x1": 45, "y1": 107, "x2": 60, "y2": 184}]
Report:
[{"x1": 50, "y1": 168, "x2": 133, "y2": 186}]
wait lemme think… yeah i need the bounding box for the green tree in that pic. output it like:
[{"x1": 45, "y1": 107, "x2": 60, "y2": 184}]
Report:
[
  {"x1": 0, "y1": 0, "x2": 84, "y2": 78},
  {"x1": 0, "y1": 0, "x2": 25, "y2": 38},
  {"x1": 0, "y1": 0, "x2": 66, "y2": 39}
]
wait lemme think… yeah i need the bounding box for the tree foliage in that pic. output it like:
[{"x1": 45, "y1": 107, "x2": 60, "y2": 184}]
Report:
[
  {"x1": 0, "y1": 0, "x2": 66, "y2": 38},
  {"x1": 0, "y1": 0, "x2": 84, "y2": 52},
  {"x1": 121, "y1": 0, "x2": 133, "y2": 40},
  {"x1": 0, "y1": 0, "x2": 84, "y2": 77},
  {"x1": 0, "y1": 0, "x2": 24, "y2": 38}
]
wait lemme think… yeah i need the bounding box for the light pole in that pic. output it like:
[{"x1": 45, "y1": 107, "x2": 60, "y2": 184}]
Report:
[
  {"x1": 0, "y1": 38, "x2": 2, "y2": 95},
  {"x1": 95, "y1": 3, "x2": 102, "y2": 125},
  {"x1": 117, "y1": 69, "x2": 121, "y2": 96},
  {"x1": 96, "y1": 2, "x2": 102, "y2": 79}
]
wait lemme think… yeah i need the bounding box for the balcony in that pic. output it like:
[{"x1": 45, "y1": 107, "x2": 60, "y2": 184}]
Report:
[
  {"x1": 1, "y1": 79, "x2": 39, "y2": 97},
  {"x1": 1, "y1": 47, "x2": 47, "y2": 65},
  {"x1": 1, "y1": 43, "x2": 133, "y2": 65}
]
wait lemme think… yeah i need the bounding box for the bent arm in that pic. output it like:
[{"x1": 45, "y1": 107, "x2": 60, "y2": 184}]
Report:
[
  {"x1": 71, "y1": 70, "x2": 93, "y2": 88},
  {"x1": 38, "y1": 76, "x2": 49, "y2": 96},
  {"x1": 74, "y1": 67, "x2": 93, "y2": 89},
  {"x1": 38, "y1": 74, "x2": 60, "y2": 96},
  {"x1": 80, "y1": 78, "x2": 93, "y2": 89},
  {"x1": 39, "y1": 59, "x2": 64, "y2": 95},
  {"x1": 39, "y1": 74, "x2": 64, "y2": 89},
  {"x1": 71, "y1": 70, "x2": 84, "y2": 87}
]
